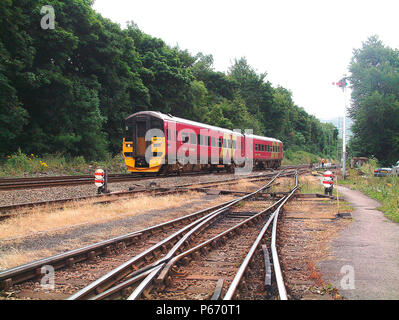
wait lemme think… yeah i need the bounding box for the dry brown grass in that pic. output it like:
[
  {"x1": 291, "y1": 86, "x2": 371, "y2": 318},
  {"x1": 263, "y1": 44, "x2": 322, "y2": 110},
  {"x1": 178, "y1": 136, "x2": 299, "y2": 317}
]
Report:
[
  {"x1": 228, "y1": 180, "x2": 260, "y2": 191},
  {"x1": 0, "y1": 248, "x2": 54, "y2": 270},
  {"x1": 272, "y1": 177, "x2": 295, "y2": 192},
  {"x1": 0, "y1": 192, "x2": 203, "y2": 240},
  {"x1": 0, "y1": 194, "x2": 236, "y2": 270}
]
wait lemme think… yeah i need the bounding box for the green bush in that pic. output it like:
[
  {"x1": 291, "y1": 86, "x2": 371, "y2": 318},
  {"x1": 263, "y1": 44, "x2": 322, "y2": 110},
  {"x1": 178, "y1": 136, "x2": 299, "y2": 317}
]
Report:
[{"x1": 0, "y1": 151, "x2": 128, "y2": 177}]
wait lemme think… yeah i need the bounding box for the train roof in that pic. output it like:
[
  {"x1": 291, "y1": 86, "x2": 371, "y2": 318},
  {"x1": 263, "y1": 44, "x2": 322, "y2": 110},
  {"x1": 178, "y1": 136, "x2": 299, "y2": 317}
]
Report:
[
  {"x1": 126, "y1": 111, "x2": 282, "y2": 143},
  {"x1": 245, "y1": 134, "x2": 282, "y2": 144}
]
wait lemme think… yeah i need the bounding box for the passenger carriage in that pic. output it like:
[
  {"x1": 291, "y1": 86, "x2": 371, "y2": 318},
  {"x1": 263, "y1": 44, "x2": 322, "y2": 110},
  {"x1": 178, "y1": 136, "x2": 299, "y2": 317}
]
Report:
[{"x1": 123, "y1": 111, "x2": 283, "y2": 174}]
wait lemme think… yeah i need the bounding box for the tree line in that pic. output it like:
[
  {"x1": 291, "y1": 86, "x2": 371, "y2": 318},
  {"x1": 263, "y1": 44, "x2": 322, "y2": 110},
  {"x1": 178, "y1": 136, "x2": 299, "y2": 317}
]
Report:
[
  {"x1": 348, "y1": 36, "x2": 399, "y2": 165},
  {"x1": 0, "y1": 0, "x2": 338, "y2": 160}
]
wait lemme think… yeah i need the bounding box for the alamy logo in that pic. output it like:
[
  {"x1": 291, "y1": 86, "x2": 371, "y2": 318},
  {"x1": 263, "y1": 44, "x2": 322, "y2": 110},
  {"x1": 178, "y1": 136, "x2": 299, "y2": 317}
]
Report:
[
  {"x1": 40, "y1": 5, "x2": 55, "y2": 30},
  {"x1": 40, "y1": 265, "x2": 55, "y2": 290},
  {"x1": 340, "y1": 265, "x2": 355, "y2": 290}
]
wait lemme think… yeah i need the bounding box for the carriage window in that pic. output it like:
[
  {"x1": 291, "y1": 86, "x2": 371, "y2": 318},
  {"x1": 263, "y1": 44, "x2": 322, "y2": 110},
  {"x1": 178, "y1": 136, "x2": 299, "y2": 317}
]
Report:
[
  {"x1": 181, "y1": 132, "x2": 189, "y2": 144},
  {"x1": 232, "y1": 140, "x2": 236, "y2": 149},
  {"x1": 198, "y1": 134, "x2": 202, "y2": 146},
  {"x1": 218, "y1": 138, "x2": 222, "y2": 148},
  {"x1": 228, "y1": 140, "x2": 232, "y2": 148},
  {"x1": 211, "y1": 137, "x2": 216, "y2": 147},
  {"x1": 190, "y1": 133, "x2": 196, "y2": 145},
  {"x1": 223, "y1": 139, "x2": 226, "y2": 148},
  {"x1": 255, "y1": 144, "x2": 258, "y2": 151},
  {"x1": 167, "y1": 129, "x2": 173, "y2": 141}
]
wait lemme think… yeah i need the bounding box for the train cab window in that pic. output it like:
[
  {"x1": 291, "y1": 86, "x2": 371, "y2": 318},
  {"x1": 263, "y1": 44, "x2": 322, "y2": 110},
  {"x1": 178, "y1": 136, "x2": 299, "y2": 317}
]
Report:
[
  {"x1": 151, "y1": 118, "x2": 164, "y2": 138},
  {"x1": 190, "y1": 133, "x2": 196, "y2": 145},
  {"x1": 124, "y1": 125, "x2": 134, "y2": 142}
]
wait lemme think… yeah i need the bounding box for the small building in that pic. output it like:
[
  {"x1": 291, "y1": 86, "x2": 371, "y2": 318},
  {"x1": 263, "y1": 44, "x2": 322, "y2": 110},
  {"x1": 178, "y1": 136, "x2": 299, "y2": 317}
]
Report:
[{"x1": 350, "y1": 157, "x2": 368, "y2": 168}]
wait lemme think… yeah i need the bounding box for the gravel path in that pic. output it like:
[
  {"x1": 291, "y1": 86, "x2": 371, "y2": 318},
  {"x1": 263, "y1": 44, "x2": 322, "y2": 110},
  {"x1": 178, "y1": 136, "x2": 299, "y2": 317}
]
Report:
[{"x1": 319, "y1": 186, "x2": 399, "y2": 299}]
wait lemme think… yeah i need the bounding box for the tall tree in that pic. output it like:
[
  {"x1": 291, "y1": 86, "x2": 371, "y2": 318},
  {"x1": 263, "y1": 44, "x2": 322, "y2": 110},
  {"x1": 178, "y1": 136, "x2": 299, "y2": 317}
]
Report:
[{"x1": 349, "y1": 36, "x2": 399, "y2": 164}]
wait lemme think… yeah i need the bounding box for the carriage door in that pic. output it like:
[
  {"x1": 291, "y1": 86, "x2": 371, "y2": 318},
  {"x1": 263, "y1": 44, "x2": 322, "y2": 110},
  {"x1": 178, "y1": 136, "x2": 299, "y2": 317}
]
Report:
[{"x1": 134, "y1": 116, "x2": 150, "y2": 158}]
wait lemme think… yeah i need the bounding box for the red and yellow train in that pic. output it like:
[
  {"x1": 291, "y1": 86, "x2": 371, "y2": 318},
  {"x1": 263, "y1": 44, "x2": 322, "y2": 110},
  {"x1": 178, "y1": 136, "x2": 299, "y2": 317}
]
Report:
[{"x1": 122, "y1": 111, "x2": 283, "y2": 174}]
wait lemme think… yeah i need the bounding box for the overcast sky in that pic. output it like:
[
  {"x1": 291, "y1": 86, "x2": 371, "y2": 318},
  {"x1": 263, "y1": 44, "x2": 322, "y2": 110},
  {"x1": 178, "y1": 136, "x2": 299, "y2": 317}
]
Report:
[{"x1": 92, "y1": 0, "x2": 399, "y2": 120}]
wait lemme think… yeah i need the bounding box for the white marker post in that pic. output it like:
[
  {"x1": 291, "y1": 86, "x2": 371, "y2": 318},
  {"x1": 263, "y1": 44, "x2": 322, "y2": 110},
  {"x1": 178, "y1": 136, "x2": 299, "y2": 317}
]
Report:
[
  {"x1": 95, "y1": 169, "x2": 108, "y2": 194},
  {"x1": 322, "y1": 170, "x2": 334, "y2": 196}
]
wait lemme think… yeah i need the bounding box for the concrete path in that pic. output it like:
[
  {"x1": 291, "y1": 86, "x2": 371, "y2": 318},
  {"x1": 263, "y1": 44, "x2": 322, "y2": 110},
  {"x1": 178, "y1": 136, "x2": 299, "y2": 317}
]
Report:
[{"x1": 319, "y1": 186, "x2": 399, "y2": 299}]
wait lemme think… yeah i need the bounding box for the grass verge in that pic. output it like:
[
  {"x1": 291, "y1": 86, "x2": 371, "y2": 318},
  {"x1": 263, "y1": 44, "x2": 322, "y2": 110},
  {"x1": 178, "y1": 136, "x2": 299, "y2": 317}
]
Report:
[
  {"x1": 0, "y1": 149, "x2": 128, "y2": 177},
  {"x1": 338, "y1": 160, "x2": 399, "y2": 223}
]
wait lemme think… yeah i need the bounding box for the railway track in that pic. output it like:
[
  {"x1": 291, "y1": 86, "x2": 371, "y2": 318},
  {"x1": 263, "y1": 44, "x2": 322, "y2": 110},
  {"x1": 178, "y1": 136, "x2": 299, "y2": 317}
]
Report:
[
  {"x1": 0, "y1": 169, "x2": 302, "y2": 300},
  {"x1": 125, "y1": 174, "x2": 299, "y2": 301},
  {"x1": 0, "y1": 164, "x2": 310, "y2": 191},
  {"x1": 0, "y1": 167, "x2": 309, "y2": 221},
  {"x1": 60, "y1": 171, "x2": 296, "y2": 301},
  {"x1": 0, "y1": 171, "x2": 214, "y2": 191}
]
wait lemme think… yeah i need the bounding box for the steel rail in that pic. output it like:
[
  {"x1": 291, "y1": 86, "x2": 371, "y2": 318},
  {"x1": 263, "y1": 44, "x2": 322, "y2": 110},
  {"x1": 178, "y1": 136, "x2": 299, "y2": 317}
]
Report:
[
  {"x1": 0, "y1": 164, "x2": 310, "y2": 191},
  {"x1": 0, "y1": 168, "x2": 303, "y2": 294},
  {"x1": 125, "y1": 173, "x2": 283, "y2": 300},
  {"x1": 71, "y1": 171, "x2": 282, "y2": 300},
  {"x1": 0, "y1": 168, "x2": 308, "y2": 219},
  {"x1": 0, "y1": 198, "x2": 237, "y2": 290},
  {"x1": 89, "y1": 183, "x2": 285, "y2": 300},
  {"x1": 223, "y1": 208, "x2": 279, "y2": 300},
  {"x1": 0, "y1": 170, "x2": 286, "y2": 215},
  {"x1": 153, "y1": 197, "x2": 287, "y2": 292},
  {"x1": 224, "y1": 172, "x2": 299, "y2": 300},
  {"x1": 0, "y1": 171, "x2": 229, "y2": 191},
  {"x1": 67, "y1": 196, "x2": 246, "y2": 300},
  {"x1": 271, "y1": 171, "x2": 299, "y2": 300}
]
